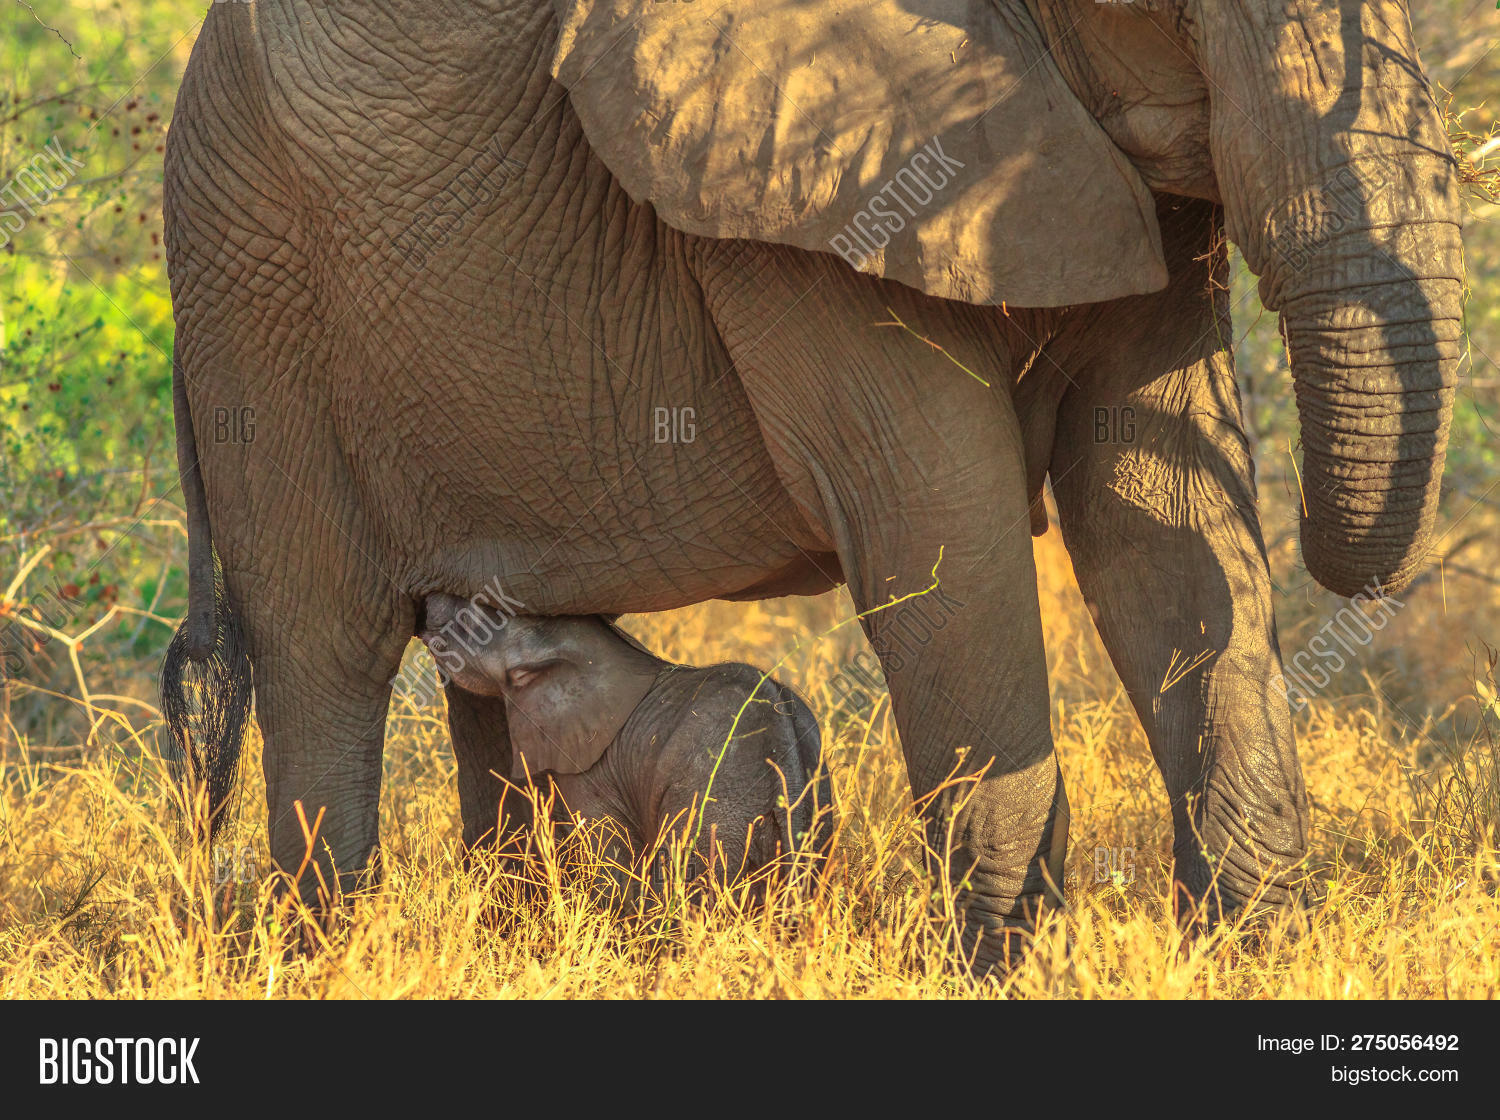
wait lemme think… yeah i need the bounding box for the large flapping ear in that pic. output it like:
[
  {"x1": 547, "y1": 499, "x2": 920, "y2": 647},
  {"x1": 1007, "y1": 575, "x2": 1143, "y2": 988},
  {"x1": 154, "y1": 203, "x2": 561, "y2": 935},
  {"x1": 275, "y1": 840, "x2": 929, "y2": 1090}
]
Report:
[
  {"x1": 551, "y1": 0, "x2": 1166, "y2": 307},
  {"x1": 505, "y1": 621, "x2": 664, "y2": 781}
]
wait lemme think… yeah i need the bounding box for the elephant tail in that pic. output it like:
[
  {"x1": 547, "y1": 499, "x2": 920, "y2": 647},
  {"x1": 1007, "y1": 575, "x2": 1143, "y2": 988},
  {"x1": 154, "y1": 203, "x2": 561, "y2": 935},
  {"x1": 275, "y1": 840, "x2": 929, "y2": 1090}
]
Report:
[
  {"x1": 158, "y1": 356, "x2": 253, "y2": 840},
  {"x1": 172, "y1": 353, "x2": 217, "y2": 661}
]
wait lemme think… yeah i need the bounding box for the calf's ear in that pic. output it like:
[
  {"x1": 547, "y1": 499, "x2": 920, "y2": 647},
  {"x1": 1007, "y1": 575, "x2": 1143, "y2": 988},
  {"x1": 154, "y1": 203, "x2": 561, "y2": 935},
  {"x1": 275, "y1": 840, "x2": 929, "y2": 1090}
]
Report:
[{"x1": 506, "y1": 659, "x2": 659, "y2": 781}]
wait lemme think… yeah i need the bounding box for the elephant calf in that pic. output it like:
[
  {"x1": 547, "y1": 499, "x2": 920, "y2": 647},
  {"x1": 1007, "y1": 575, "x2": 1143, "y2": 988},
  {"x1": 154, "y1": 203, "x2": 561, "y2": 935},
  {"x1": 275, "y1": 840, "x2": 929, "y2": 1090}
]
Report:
[{"x1": 420, "y1": 594, "x2": 831, "y2": 896}]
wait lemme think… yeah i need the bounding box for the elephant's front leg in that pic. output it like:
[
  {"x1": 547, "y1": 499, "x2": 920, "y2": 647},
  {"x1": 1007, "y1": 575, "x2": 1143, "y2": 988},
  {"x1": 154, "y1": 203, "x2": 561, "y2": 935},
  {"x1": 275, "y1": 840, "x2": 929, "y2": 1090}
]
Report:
[
  {"x1": 696, "y1": 242, "x2": 1065, "y2": 970},
  {"x1": 1048, "y1": 198, "x2": 1309, "y2": 924}
]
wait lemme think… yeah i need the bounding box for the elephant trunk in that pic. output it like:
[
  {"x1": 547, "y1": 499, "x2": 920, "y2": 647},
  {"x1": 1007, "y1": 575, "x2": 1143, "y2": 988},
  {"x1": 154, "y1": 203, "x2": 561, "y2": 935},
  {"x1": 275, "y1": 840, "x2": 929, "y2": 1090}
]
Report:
[
  {"x1": 1275, "y1": 230, "x2": 1462, "y2": 597},
  {"x1": 1202, "y1": 1, "x2": 1463, "y2": 597}
]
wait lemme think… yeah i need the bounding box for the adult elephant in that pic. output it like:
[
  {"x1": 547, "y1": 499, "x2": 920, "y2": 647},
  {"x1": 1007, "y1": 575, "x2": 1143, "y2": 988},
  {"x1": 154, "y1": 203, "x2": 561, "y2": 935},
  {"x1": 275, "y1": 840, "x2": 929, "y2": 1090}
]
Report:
[{"x1": 161, "y1": 0, "x2": 1462, "y2": 968}]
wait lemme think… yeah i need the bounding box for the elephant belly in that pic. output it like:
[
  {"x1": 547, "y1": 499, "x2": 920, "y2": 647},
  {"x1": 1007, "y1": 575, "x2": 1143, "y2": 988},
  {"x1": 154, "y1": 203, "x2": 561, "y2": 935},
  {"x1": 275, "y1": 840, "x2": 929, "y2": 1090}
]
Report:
[{"x1": 331, "y1": 266, "x2": 839, "y2": 616}]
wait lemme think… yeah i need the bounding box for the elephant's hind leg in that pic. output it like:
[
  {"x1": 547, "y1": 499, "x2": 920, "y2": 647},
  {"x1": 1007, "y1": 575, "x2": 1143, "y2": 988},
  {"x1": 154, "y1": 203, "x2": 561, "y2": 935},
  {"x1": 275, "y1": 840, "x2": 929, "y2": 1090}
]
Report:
[
  {"x1": 695, "y1": 240, "x2": 1066, "y2": 971},
  {"x1": 230, "y1": 528, "x2": 412, "y2": 909},
  {"x1": 1048, "y1": 197, "x2": 1309, "y2": 926},
  {"x1": 202, "y1": 425, "x2": 413, "y2": 908},
  {"x1": 167, "y1": 47, "x2": 414, "y2": 911}
]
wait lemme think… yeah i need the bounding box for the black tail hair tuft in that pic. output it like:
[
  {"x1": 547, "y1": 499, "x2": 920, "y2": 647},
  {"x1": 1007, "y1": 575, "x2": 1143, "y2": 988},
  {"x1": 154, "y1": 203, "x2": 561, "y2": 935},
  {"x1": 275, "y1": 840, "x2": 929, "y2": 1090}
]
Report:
[{"x1": 159, "y1": 560, "x2": 252, "y2": 841}]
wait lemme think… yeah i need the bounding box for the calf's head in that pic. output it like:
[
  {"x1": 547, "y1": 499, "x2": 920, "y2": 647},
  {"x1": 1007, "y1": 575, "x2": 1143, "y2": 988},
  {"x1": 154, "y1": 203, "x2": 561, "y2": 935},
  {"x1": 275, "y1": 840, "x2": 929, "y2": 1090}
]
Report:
[{"x1": 421, "y1": 593, "x2": 665, "y2": 780}]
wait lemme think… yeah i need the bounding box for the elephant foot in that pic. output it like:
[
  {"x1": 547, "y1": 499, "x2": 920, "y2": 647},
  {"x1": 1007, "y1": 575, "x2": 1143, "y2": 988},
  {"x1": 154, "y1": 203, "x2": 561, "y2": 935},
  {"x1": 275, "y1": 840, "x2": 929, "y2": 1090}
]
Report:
[
  {"x1": 926, "y1": 762, "x2": 1070, "y2": 979},
  {"x1": 956, "y1": 908, "x2": 1059, "y2": 978},
  {"x1": 1170, "y1": 826, "x2": 1311, "y2": 941}
]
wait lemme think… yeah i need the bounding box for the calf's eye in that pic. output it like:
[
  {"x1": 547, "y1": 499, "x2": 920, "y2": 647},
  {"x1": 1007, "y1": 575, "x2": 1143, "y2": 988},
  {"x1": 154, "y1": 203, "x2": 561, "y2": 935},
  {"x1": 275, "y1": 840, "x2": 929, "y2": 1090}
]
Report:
[{"x1": 506, "y1": 661, "x2": 558, "y2": 690}]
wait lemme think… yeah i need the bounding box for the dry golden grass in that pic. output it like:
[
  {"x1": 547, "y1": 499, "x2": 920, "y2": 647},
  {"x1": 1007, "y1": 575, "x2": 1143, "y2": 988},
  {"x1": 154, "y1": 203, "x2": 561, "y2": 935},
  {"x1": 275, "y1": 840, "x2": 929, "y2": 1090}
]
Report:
[{"x1": 2, "y1": 502, "x2": 1498, "y2": 999}]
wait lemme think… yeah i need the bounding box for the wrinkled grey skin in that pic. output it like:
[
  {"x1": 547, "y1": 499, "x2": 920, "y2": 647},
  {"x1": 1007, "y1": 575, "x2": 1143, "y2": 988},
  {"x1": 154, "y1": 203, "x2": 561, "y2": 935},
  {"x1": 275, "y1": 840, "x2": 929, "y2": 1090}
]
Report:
[
  {"x1": 161, "y1": 0, "x2": 1461, "y2": 969},
  {"x1": 420, "y1": 594, "x2": 830, "y2": 892}
]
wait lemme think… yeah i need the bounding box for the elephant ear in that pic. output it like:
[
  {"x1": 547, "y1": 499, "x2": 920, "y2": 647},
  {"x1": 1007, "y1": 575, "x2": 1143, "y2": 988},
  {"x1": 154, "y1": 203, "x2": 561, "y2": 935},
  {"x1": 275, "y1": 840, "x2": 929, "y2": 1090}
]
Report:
[
  {"x1": 550, "y1": 0, "x2": 1166, "y2": 307},
  {"x1": 504, "y1": 635, "x2": 662, "y2": 781}
]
